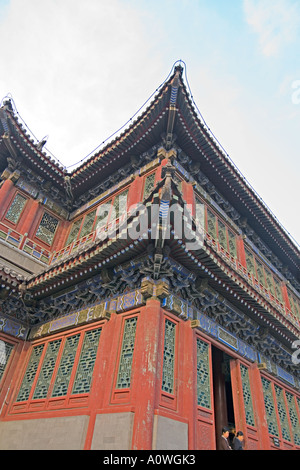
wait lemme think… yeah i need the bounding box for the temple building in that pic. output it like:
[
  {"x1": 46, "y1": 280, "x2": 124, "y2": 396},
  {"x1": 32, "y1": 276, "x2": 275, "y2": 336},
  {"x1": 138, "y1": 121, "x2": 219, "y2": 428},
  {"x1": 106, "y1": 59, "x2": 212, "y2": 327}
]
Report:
[{"x1": 0, "y1": 65, "x2": 299, "y2": 450}]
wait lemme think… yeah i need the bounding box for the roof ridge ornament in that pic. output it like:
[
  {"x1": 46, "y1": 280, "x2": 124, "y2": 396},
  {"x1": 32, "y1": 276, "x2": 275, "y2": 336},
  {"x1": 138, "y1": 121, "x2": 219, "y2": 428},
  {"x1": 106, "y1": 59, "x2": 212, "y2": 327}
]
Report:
[
  {"x1": 174, "y1": 63, "x2": 184, "y2": 75},
  {"x1": 164, "y1": 65, "x2": 183, "y2": 150}
]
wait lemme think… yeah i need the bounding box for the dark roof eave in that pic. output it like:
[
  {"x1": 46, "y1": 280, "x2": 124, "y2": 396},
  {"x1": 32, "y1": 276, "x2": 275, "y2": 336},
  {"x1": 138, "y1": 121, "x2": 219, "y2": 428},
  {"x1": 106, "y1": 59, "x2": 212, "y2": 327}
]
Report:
[{"x1": 173, "y1": 80, "x2": 300, "y2": 271}]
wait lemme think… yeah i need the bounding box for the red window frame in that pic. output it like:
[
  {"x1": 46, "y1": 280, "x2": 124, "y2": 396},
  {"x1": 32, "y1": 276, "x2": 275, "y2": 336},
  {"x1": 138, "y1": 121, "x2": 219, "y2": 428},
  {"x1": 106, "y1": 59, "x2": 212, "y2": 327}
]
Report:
[{"x1": 9, "y1": 321, "x2": 104, "y2": 415}]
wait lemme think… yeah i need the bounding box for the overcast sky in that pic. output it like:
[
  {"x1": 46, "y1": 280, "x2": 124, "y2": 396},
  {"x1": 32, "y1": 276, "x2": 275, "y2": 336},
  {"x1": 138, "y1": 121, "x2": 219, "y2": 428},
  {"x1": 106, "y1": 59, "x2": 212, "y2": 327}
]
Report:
[{"x1": 0, "y1": 0, "x2": 299, "y2": 246}]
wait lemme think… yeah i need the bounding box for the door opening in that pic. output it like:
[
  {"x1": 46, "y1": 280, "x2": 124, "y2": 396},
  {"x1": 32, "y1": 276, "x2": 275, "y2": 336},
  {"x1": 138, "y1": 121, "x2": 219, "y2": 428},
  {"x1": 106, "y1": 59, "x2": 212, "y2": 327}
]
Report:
[{"x1": 212, "y1": 346, "x2": 235, "y2": 449}]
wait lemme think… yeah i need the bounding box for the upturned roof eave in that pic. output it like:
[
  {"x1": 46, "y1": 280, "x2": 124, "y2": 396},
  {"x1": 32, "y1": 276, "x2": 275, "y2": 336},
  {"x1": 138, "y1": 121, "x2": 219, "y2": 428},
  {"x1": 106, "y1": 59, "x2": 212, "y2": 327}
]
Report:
[
  {"x1": 68, "y1": 79, "x2": 173, "y2": 193},
  {"x1": 1, "y1": 68, "x2": 299, "y2": 274},
  {"x1": 170, "y1": 75, "x2": 300, "y2": 273},
  {"x1": 0, "y1": 107, "x2": 66, "y2": 184}
]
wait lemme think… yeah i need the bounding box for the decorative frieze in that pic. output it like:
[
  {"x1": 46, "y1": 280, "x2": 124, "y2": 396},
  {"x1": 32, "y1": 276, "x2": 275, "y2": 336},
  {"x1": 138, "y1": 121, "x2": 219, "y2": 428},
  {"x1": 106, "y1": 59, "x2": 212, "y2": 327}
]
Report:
[
  {"x1": 29, "y1": 289, "x2": 144, "y2": 339},
  {"x1": 0, "y1": 315, "x2": 28, "y2": 339},
  {"x1": 29, "y1": 302, "x2": 110, "y2": 339}
]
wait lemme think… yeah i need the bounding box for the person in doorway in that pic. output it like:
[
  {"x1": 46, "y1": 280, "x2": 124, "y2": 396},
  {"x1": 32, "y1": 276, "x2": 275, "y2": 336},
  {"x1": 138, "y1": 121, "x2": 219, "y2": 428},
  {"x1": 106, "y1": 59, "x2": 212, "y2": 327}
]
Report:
[
  {"x1": 233, "y1": 431, "x2": 244, "y2": 450},
  {"x1": 220, "y1": 427, "x2": 232, "y2": 450}
]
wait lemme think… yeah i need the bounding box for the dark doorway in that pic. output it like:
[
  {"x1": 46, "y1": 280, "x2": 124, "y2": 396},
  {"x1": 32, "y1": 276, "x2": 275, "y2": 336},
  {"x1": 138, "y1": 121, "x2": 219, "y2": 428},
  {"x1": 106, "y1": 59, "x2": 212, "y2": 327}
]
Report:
[{"x1": 212, "y1": 346, "x2": 235, "y2": 450}]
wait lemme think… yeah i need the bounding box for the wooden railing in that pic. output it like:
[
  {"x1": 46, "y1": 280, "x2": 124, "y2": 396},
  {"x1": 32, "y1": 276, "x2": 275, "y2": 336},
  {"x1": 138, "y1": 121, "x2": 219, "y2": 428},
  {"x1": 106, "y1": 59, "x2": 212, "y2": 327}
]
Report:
[
  {"x1": 0, "y1": 221, "x2": 51, "y2": 264},
  {"x1": 205, "y1": 231, "x2": 300, "y2": 330}
]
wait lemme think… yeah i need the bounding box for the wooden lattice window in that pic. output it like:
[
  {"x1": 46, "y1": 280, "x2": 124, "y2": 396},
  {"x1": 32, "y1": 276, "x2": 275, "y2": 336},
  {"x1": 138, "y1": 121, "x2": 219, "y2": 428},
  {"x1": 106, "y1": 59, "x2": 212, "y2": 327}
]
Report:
[
  {"x1": 245, "y1": 248, "x2": 256, "y2": 276},
  {"x1": 265, "y1": 268, "x2": 276, "y2": 297},
  {"x1": 206, "y1": 208, "x2": 217, "y2": 240},
  {"x1": 274, "y1": 384, "x2": 291, "y2": 442},
  {"x1": 196, "y1": 338, "x2": 211, "y2": 409},
  {"x1": 162, "y1": 319, "x2": 176, "y2": 394},
  {"x1": 273, "y1": 277, "x2": 283, "y2": 303},
  {"x1": 287, "y1": 291, "x2": 300, "y2": 319},
  {"x1": 16, "y1": 344, "x2": 45, "y2": 402},
  {"x1": 36, "y1": 212, "x2": 59, "y2": 245},
  {"x1": 80, "y1": 209, "x2": 97, "y2": 238},
  {"x1": 217, "y1": 219, "x2": 237, "y2": 258},
  {"x1": 227, "y1": 229, "x2": 237, "y2": 258},
  {"x1": 72, "y1": 328, "x2": 101, "y2": 394},
  {"x1": 255, "y1": 259, "x2": 266, "y2": 286},
  {"x1": 66, "y1": 218, "x2": 83, "y2": 246},
  {"x1": 33, "y1": 339, "x2": 62, "y2": 399},
  {"x1": 5, "y1": 193, "x2": 27, "y2": 224},
  {"x1": 143, "y1": 173, "x2": 155, "y2": 200},
  {"x1": 14, "y1": 326, "x2": 102, "y2": 409},
  {"x1": 195, "y1": 198, "x2": 205, "y2": 230},
  {"x1": 116, "y1": 316, "x2": 137, "y2": 389},
  {"x1": 112, "y1": 189, "x2": 128, "y2": 221},
  {"x1": 261, "y1": 376, "x2": 279, "y2": 437},
  {"x1": 0, "y1": 340, "x2": 14, "y2": 384},
  {"x1": 240, "y1": 364, "x2": 255, "y2": 427},
  {"x1": 217, "y1": 219, "x2": 227, "y2": 251},
  {"x1": 285, "y1": 392, "x2": 300, "y2": 446}
]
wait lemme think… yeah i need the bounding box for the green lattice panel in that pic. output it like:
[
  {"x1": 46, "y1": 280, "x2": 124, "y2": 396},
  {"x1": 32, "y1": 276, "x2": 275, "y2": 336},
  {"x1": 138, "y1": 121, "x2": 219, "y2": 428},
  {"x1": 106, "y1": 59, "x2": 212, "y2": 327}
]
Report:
[
  {"x1": 32, "y1": 339, "x2": 62, "y2": 399},
  {"x1": 288, "y1": 291, "x2": 300, "y2": 320},
  {"x1": 274, "y1": 385, "x2": 291, "y2": 442},
  {"x1": 265, "y1": 269, "x2": 276, "y2": 297},
  {"x1": 261, "y1": 376, "x2": 279, "y2": 437},
  {"x1": 80, "y1": 210, "x2": 96, "y2": 238},
  {"x1": 240, "y1": 364, "x2": 255, "y2": 427},
  {"x1": 286, "y1": 392, "x2": 300, "y2": 446},
  {"x1": 51, "y1": 334, "x2": 80, "y2": 397},
  {"x1": 228, "y1": 229, "x2": 237, "y2": 258},
  {"x1": 206, "y1": 209, "x2": 216, "y2": 240},
  {"x1": 72, "y1": 328, "x2": 101, "y2": 394},
  {"x1": 0, "y1": 341, "x2": 14, "y2": 383},
  {"x1": 66, "y1": 218, "x2": 82, "y2": 245},
  {"x1": 113, "y1": 189, "x2": 128, "y2": 220},
  {"x1": 143, "y1": 173, "x2": 155, "y2": 200},
  {"x1": 116, "y1": 317, "x2": 137, "y2": 389},
  {"x1": 36, "y1": 212, "x2": 59, "y2": 245},
  {"x1": 16, "y1": 344, "x2": 44, "y2": 402},
  {"x1": 217, "y1": 220, "x2": 227, "y2": 252},
  {"x1": 5, "y1": 193, "x2": 27, "y2": 224},
  {"x1": 195, "y1": 200, "x2": 204, "y2": 231},
  {"x1": 274, "y1": 278, "x2": 283, "y2": 303},
  {"x1": 245, "y1": 248, "x2": 255, "y2": 276},
  {"x1": 196, "y1": 338, "x2": 211, "y2": 409},
  {"x1": 255, "y1": 259, "x2": 266, "y2": 286},
  {"x1": 162, "y1": 319, "x2": 176, "y2": 394}
]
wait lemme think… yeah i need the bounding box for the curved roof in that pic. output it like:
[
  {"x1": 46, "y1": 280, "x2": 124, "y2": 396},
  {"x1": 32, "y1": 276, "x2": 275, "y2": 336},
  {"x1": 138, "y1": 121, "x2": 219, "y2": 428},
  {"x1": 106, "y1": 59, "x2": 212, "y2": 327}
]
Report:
[{"x1": 0, "y1": 65, "x2": 299, "y2": 280}]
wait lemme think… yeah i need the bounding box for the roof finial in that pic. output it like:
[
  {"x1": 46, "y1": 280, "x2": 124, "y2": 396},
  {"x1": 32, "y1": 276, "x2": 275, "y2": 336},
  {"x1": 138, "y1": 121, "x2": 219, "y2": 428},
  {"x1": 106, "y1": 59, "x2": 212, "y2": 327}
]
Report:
[{"x1": 174, "y1": 60, "x2": 183, "y2": 76}]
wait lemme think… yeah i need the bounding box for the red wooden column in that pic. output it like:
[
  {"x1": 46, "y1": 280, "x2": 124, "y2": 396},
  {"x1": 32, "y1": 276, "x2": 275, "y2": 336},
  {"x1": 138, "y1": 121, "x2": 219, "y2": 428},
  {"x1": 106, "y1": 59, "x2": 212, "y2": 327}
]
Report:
[
  {"x1": 0, "y1": 178, "x2": 15, "y2": 219},
  {"x1": 281, "y1": 283, "x2": 291, "y2": 311},
  {"x1": 0, "y1": 335, "x2": 24, "y2": 417},
  {"x1": 249, "y1": 363, "x2": 270, "y2": 450},
  {"x1": 182, "y1": 181, "x2": 196, "y2": 217},
  {"x1": 131, "y1": 298, "x2": 163, "y2": 450},
  {"x1": 52, "y1": 220, "x2": 69, "y2": 252},
  {"x1": 230, "y1": 359, "x2": 247, "y2": 436},
  {"x1": 180, "y1": 320, "x2": 196, "y2": 449},
  {"x1": 1, "y1": 339, "x2": 31, "y2": 414},
  {"x1": 18, "y1": 199, "x2": 40, "y2": 241},
  {"x1": 237, "y1": 235, "x2": 247, "y2": 268},
  {"x1": 83, "y1": 313, "x2": 119, "y2": 450},
  {"x1": 127, "y1": 175, "x2": 144, "y2": 209}
]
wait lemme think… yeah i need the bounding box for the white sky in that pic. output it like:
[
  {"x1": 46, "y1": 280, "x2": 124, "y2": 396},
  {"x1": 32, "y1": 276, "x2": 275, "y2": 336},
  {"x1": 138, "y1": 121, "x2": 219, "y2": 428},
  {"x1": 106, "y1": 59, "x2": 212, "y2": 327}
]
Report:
[{"x1": 0, "y1": 0, "x2": 299, "y2": 246}]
